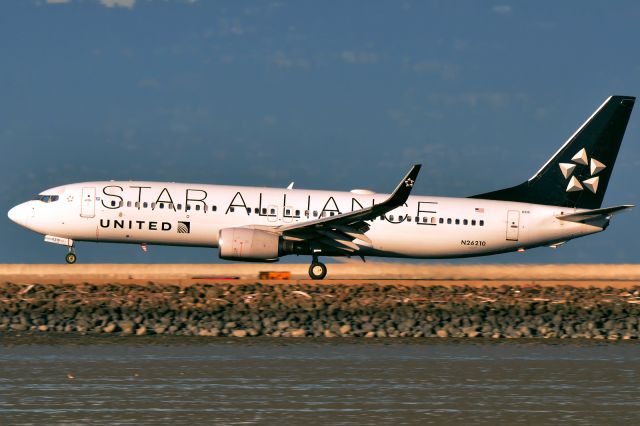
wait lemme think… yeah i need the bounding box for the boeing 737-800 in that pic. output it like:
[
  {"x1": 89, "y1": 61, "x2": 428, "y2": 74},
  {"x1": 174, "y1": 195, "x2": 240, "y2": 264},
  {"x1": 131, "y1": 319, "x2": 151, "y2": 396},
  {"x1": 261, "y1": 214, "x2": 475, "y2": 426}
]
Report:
[{"x1": 8, "y1": 96, "x2": 635, "y2": 279}]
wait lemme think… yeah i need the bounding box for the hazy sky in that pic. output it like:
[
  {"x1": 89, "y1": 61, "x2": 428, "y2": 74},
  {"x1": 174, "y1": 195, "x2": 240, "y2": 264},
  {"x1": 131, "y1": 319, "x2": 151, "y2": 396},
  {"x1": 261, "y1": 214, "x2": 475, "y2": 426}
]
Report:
[{"x1": 2, "y1": 0, "x2": 639, "y2": 264}]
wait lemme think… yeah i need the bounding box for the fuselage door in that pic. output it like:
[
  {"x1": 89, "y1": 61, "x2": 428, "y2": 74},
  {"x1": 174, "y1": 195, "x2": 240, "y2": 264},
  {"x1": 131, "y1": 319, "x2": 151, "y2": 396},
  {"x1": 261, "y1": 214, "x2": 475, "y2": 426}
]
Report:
[
  {"x1": 81, "y1": 187, "x2": 96, "y2": 218},
  {"x1": 506, "y1": 210, "x2": 520, "y2": 241},
  {"x1": 282, "y1": 205, "x2": 294, "y2": 223},
  {"x1": 267, "y1": 205, "x2": 278, "y2": 223}
]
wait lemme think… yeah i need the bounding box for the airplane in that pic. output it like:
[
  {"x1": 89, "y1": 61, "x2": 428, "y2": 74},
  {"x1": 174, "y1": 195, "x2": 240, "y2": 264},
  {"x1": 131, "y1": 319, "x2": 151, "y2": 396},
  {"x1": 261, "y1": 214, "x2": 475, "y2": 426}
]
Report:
[{"x1": 7, "y1": 95, "x2": 635, "y2": 280}]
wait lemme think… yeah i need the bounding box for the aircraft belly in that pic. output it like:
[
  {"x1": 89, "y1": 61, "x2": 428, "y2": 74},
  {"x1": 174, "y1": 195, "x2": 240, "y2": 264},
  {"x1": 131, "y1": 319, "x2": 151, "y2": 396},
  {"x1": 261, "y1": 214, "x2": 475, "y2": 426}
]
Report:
[{"x1": 366, "y1": 223, "x2": 508, "y2": 258}]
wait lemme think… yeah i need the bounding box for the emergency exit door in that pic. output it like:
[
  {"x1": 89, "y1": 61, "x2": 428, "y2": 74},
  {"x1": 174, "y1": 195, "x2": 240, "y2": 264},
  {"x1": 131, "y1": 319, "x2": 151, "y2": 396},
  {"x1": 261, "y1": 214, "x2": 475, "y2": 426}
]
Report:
[
  {"x1": 506, "y1": 210, "x2": 520, "y2": 241},
  {"x1": 81, "y1": 187, "x2": 95, "y2": 218}
]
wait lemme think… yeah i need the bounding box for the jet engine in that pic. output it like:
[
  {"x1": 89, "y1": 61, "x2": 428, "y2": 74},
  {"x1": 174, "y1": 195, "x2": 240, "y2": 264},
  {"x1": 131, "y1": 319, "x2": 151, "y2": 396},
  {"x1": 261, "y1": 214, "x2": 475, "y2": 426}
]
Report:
[{"x1": 218, "y1": 228, "x2": 281, "y2": 261}]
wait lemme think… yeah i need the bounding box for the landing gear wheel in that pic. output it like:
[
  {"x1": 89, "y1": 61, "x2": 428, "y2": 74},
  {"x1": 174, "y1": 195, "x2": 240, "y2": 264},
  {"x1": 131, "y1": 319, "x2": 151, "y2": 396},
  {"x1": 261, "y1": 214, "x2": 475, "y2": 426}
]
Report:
[
  {"x1": 309, "y1": 262, "x2": 327, "y2": 280},
  {"x1": 65, "y1": 252, "x2": 77, "y2": 264}
]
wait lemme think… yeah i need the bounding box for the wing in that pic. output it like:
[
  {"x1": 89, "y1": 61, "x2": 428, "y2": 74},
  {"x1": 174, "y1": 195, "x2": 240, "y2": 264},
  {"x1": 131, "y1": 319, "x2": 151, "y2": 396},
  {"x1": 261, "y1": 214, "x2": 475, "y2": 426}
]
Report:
[{"x1": 276, "y1": 165, "x2": 422, "y2": 253}]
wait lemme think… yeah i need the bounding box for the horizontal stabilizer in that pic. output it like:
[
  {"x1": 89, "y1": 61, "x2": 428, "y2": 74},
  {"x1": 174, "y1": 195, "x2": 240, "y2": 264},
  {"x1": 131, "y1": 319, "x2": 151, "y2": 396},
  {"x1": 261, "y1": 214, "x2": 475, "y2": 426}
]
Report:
[{"x1": 556, "y1": 204, "x2": 634, "y2": 223}]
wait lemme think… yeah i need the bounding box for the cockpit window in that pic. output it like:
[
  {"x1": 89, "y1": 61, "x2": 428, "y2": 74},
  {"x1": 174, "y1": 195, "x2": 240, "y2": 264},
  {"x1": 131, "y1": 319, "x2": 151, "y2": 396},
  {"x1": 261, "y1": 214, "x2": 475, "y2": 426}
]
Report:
[{"x1": 37, "y1": 195, "x2": 59, "y2": 203}]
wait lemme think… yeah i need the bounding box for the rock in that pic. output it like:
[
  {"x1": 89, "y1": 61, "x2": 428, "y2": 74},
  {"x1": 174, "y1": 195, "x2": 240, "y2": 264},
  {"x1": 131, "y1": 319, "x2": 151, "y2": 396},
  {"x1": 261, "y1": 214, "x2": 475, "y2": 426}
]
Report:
[
  {"x1": 119, "y1": 321, "x2": 134, "y2": 334},
  {"x1": 376, "y1": 329, "x2": 387, "y2": 338},
  {"x1": 11, "y1": 323, "x2": 27, "y2": 332},
  {"x1": 37, "y1": 325, "x2": 48, "y2": 332},
  {"x1": 103, "y1": 323, "x2": 117, "y2": 333},
  {"x1": 364, "y1": 331, "x2": 376, "y2": 338},
  {"x1": 339, "y1": 324, "x2": 351, "y2": 335},
  {"x1": 277, "y1": 321, "x2": 290, "y2": 330},
  {"x1": 290, "y1": 328, "x2": 307, "y2": 337},
  {"x1": 323, "y1": 330, "x2": 335, "y2": 338},
  {"x1": 232, "y1": 329, "x2": 247, "y2": 338},
  {"x1": 436, "y1": 329, "x2": 448, "y2": 338},
  {"x1": 136, "y1": 326, "x2": 147, "y2": 336},
  {"x1": 154, "y1": 325, "x2": 166, "y2": 334}
]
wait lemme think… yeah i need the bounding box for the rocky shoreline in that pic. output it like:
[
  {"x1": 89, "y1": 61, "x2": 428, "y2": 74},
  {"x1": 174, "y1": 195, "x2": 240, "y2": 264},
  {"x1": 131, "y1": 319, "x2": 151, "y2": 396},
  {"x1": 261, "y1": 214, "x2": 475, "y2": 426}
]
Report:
[{"x1": 2, "y1": 282, "x2": 640, "y2": 339}]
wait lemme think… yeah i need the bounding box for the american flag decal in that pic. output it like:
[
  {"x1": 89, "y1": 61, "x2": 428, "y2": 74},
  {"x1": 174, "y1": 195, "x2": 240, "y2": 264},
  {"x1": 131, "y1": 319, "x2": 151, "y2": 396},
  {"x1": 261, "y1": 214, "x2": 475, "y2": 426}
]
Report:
[{"x1": 475, "y1": 208, "x2": 484, "y2": 213}]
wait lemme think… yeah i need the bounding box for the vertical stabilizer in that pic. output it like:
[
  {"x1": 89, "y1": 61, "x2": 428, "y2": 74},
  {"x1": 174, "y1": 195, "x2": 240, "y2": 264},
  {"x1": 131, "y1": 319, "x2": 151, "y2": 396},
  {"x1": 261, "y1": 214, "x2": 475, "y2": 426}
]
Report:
[{"x1": 471, "y1": 96, "x2": 635, "y2": 209}]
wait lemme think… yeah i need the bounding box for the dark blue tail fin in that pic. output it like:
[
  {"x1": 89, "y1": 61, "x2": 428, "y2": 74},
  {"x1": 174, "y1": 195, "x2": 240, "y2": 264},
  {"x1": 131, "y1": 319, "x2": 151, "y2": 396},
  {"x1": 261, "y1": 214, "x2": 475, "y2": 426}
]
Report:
[{"x1": 471, "y1": 95, "x2": 635, "y2": 209}]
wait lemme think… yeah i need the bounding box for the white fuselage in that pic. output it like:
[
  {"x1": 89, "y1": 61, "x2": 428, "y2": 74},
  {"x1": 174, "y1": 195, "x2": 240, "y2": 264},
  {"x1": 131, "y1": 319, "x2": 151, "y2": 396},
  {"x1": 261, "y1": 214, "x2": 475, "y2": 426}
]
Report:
[{"x1": 9, "y1": 181, "x2": 603, "y2": 259}]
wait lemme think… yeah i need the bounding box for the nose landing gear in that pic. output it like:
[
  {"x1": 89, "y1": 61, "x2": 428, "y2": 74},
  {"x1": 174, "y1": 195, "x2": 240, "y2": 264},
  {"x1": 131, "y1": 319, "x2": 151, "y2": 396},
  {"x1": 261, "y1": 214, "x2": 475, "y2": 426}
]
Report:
[{"x1": 308, "y1": 255, "x2": 327, "y2": 280}]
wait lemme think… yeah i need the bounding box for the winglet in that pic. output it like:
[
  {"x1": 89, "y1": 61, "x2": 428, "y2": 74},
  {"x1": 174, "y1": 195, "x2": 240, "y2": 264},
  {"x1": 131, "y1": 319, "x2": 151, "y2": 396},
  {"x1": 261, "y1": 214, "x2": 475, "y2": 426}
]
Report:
[{"x1": 384, "y1": 164, "x2": 421, "y2": 207}]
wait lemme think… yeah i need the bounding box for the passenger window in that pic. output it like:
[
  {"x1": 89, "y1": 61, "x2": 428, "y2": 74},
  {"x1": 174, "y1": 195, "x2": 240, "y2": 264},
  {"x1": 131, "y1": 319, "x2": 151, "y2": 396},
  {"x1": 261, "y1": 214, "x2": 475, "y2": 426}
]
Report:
[
  {"x1": 431, "y1": 217, "x2": 436, "y2": 224},
  {"x1": 471, "y1": 220, "x2": 476, "y2": 226},
  {"x1": 330, "y1": 212, "x2": 335, "y2": 216},
  {"x1": 229, "y1": 207, "x2": 235, "y2": 213},
  {"x1": 463, "y1": 219, "x2": 468, "y2": 225},
  {"x1": 305, "y1": 210, "x2": 309, "y2": 217},
  {"x1": 111, "y1": 200, "x2": 116, "y2": 207},
  {"x1": 480, "y1": 220, "x2": 485, "y2": 226},
  {"x1": 313, "y1": 211, "x2": 318, "y2": 217},
  {"x1": 262, "y1": 208, "x2": 267, "y2": 215},
  {"x1": 423, "y1": 217, "x2": 428, "y2": 223},
  {"x1": 177, "y1": 204, "x2": 182, "y2": 210},
  {"x1": 186, "y1": 204, "x2": 191, "y2": 211},
  {"x1": 135, "y1": 202, "x2": 140, "y2": 208},
  {"x1": 159, "y1": 203, "x2": 164, "y2": 209},
  {"x1": 439, "y1": 218, "x2": 444, "y2": 224},
  {"x1": 285, "y1": 209, "x2": 291, "y2": 215},
  {"x1": 169, "y1": 203, "x2": 174, "y2": 210},
  {"x1": 407, "y1": 216, "x2": 412, "y2": 222},
  {"x1": 295, "y1": 210, "x2": 300, "y2": 216},
  {"x1": 447, "y1": 218, "x2": 452, "y2": 224},
  {"x1": 455, "y1": 219, "x2": 460, "y2": 225},
  {"x1": 212, "y1": 205, "x2": 217, "y2": 212},
  {"x1": 143, "y1": 202, "x2": 148, "y2": 208},
  {"x1": 246, "y1": 208, "x2": 251, "y2": 214},
  {"x1": 196, "y1": 205, "x2": 201, "y2": 211},
  {"x1": 126, "y1": 201, "x2": 132, "y2": 208},
  {"x1": 389, "y1": 215, "x2": 394, "y2": 221},
  {"x1": 204, "y1": 205, "x2": 208, "y2": 213},
  {"x1": 270, "y1": 208, "x2": 276, "y2": 215},
  {"x1": 151, "y1": 203, "x2": 156, "y2": 209},
  {"x1": 255, "y1": 208, "x2": 259, "y2": 214}
]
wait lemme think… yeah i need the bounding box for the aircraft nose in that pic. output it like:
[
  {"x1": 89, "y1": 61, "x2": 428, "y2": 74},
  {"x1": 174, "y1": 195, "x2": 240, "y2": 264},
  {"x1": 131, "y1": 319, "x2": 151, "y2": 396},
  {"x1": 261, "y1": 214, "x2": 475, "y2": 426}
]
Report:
[{"x1": 8, "y1": 203, "x2": 29, "y2": 228}]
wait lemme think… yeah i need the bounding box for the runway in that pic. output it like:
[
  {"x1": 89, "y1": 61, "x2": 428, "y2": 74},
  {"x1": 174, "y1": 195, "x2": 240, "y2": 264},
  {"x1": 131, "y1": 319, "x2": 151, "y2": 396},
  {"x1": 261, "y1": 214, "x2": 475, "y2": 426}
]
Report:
[{"x1": 2, "y1": 263, "x2": 640, "y2": 287}]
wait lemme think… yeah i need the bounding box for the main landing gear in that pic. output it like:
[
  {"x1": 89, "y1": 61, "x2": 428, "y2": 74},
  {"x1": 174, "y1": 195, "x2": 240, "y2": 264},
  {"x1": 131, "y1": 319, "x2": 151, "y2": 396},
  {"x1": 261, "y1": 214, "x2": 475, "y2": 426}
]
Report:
[
  {"x1": 65, "y1": 246, "x2": 77, "y2": 264},
  {"x1": 308, "y1": 255, "x2": 327, "y2": 280}
]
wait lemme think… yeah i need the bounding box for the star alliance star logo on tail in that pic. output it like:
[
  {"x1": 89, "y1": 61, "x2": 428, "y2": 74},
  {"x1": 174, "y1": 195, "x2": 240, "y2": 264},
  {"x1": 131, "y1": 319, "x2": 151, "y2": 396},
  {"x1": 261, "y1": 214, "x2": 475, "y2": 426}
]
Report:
[
  {"x1": 559, "y1": 148, "x2": 606, "y2": 194},
  {"x1": 404, "y1": 178, "x2": 414, "y2": 188}
]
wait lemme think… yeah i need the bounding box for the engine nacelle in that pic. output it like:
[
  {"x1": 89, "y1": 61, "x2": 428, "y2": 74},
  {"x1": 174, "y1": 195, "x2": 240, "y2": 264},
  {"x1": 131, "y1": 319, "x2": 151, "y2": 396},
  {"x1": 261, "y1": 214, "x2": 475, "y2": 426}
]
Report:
[{"x1": 218, "y1": 228, "x2": 280, "y2": 261}]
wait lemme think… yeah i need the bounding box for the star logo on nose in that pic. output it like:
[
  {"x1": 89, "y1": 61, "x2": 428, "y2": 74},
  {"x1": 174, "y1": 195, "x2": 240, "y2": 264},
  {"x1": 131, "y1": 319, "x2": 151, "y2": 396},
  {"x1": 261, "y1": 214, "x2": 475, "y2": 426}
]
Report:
[
  {"x1": 404, "y1": 178, "x2": 414, "y2": 188},
  {"x1": 559, "y1": 148, "x2": 606, "y2": 194}
]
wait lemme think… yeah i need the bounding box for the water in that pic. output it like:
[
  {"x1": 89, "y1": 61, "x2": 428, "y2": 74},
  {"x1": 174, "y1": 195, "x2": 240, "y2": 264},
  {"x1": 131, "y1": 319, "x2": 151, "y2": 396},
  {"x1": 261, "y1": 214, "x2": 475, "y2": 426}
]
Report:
[{"x1": 1, "y1": 337, "x2": 639, "y2": 425}]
